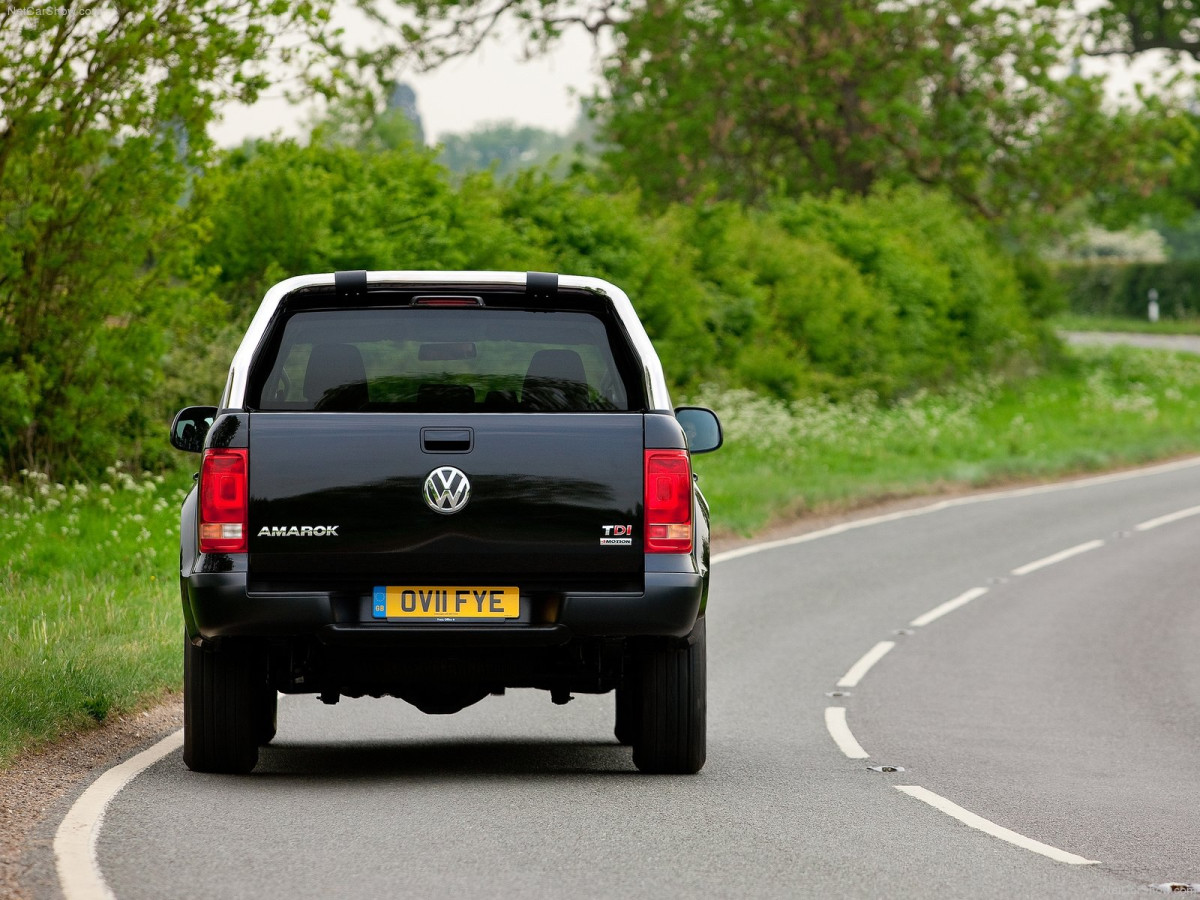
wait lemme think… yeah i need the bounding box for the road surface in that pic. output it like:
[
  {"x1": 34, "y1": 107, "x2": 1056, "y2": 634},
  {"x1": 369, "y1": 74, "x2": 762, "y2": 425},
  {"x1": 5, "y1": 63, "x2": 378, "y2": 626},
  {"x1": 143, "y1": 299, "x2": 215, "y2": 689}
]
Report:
[
  {"x1": 1062, "y1": 330, "x2": 1200, "y2": 355},
  {"x1": 41, "y1": 459, "x2": 1200, "y2": 898}
]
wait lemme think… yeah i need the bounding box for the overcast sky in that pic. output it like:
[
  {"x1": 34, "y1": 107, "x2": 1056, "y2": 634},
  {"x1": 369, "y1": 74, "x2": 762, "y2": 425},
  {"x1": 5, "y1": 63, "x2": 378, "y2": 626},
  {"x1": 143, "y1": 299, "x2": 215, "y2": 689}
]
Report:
[{"x1": 209, "y1": 6, "x2": 604, "y2": 148}]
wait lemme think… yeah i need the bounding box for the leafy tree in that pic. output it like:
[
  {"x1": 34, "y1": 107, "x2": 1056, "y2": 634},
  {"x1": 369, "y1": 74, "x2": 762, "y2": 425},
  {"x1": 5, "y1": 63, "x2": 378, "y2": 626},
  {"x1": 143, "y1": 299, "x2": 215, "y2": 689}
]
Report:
[
  {"x1": 438, "y1": 117, "x2": 595, "y2": 176},
  {"x1": 0, "y1": 1, "x2": 335, "y2": 476},
  {"x1": 619, "y1": 3, "x2": 1152, "y2": 214},
  {"x1": 357, "y1": 0, "x2": 620, "y2": 68},
  {"x1": 1082, "y1": 0, "x2": 1200, "y2": 58},
  {"x1": 602, "y1": 0, "x2": 1181, "y2": 225},
  {"x1": 366, "y1": 0, "x2": 1187, "y2": 230},
  {"x1": 439, "y1": 122, "x2": 561, "y2": 175},
  {"x1": 313, "y1": 82, "x2": 427, "y2": 151},
  {"x1": 1154, "y1": 212, "x2": 1200, "y2": 259},
  {"x1": 369, "y1": 0, "x2": 1200, "y2": 74}
]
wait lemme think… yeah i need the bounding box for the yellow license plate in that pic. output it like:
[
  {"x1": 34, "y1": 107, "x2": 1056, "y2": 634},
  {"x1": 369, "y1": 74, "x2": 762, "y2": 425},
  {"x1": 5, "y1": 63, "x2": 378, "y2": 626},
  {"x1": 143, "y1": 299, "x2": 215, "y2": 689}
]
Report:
[{"x1": 372, "y1": 586, "x2": 519, "y2": 620}]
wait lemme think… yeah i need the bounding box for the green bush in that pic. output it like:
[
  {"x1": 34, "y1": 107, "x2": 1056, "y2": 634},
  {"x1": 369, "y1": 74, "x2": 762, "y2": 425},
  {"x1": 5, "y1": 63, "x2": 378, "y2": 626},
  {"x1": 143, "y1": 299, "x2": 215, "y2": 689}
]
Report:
[
  {"x1": 775, "y1": 188, "x2": 1052, "y2": 389},
  {"x1": 488, "y1": 171, "x2": 722, "y2": 390},
  {"x1": 195, "y1": 139, "x2": 531, "y2": 321},
  {"x1": 651, "y1": 187, "x2": 1049, "y2": 401}
]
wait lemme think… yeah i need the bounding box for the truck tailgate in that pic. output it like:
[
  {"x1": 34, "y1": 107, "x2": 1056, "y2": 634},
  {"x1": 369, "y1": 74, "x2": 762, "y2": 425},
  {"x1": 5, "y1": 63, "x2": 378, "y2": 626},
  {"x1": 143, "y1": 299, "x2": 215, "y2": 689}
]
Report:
[{"x1": 247, "y1": 413, "x2": 644, "y2": 591}]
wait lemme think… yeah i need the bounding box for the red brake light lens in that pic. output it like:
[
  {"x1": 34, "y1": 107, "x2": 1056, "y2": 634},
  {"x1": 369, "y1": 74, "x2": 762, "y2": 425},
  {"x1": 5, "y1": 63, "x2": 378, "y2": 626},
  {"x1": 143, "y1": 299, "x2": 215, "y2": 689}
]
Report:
[
  {"x1": 644, "y1": 449, "x2": 693, "y2": 553},
  {"x1": 199, "y1": 448, "x2": 248, "y2": 553}
]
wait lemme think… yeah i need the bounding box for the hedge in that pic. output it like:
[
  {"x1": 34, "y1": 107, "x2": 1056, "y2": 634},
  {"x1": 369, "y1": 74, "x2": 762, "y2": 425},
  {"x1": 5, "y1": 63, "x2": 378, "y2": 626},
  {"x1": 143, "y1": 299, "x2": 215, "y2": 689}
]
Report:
[
  {"x1": 11, "y1": 138, "x2": 1056, "y2": 476},
  {"x1": 195, "y1": 143, "x2": 1053, "y2": 406},
  {"x1": 1054, "y1": 261, "x2": 1200, "y2": 320}
]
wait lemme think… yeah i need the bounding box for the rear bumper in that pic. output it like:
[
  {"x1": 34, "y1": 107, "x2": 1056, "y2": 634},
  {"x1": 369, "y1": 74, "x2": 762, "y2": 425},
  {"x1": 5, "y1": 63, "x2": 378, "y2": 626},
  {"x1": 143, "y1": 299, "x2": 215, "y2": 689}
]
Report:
[{"x1": 183, "y1": 570, "x2": 703, "y2": 646}]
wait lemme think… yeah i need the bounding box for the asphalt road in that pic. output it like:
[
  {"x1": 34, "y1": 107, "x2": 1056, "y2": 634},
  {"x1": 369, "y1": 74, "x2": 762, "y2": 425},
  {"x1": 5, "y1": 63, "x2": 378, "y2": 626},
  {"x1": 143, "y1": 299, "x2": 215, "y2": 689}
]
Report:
[
  {"x1": 1062, "y1": 330, "x2": 1200, "y2": 355},
  {"x1": 47, "y1": 459, "x2": 1200, "y2": 898}
]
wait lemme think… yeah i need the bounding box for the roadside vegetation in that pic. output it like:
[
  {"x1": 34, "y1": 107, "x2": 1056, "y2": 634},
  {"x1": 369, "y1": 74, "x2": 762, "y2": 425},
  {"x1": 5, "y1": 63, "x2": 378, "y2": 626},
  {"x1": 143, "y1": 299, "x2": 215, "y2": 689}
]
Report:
[
  {"x1": 195, "y1": 149, "x2": 1052, "y2": 407},
  {"x1": 1054, "y1": 259, "x2": 1200, "y2": 321},
  {"x1": 697, "y1": 345, "x2": 1200, "y2": 534},
  {"x1": 6, "y1": 1, "x2": 1192, "y2": 481},
  {"x1": 0, "y1": 469, "x2": 191, "y2": 767}
]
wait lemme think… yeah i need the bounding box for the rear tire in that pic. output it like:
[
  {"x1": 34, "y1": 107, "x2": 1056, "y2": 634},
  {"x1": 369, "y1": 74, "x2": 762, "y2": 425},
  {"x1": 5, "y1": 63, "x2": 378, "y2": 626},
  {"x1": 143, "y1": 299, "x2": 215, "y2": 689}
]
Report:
[
  {"x1": 183, "y1": 636, "x2": 261, "y2": 774},
  {"x1": 631, "y1": 618, "x2": 706, "y2": 774}
]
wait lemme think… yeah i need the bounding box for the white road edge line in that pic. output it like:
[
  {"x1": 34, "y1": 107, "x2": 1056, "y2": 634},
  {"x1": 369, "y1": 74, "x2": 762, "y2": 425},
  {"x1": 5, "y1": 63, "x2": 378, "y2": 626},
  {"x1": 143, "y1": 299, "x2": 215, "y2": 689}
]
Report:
[
  {"x1": 894, "y1": 785, "x2": 1100, "y2": 865},
  {"x1": 710, "y1": 455, "x2": 1200, "y2": 566},
  {"x1": 910, "y1": 587, "x2": 989, "y2": 628},
  {"x1": 825, "y1": 707, "x2": 869, "y2": 759},
  {"x1": 1135, "y1": 503, "x2": 1200, "y2": 532},
  {"x1": 55, "y1": 729, "x2": 184, "y2": 900},
  {"x1": 1011, "y1": 539, "x2": 1105, "y2": 577},
  {"x1": 837, "y1": 641, "x2": 896, "y2": 688}
]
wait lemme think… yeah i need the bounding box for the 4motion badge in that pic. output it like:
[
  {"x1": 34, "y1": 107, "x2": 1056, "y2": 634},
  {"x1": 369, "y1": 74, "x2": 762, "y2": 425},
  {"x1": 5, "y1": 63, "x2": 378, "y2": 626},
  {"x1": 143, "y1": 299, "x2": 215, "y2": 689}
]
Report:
[{"x1": 424, "y1": 466, "x2": 471, "y2": 514}]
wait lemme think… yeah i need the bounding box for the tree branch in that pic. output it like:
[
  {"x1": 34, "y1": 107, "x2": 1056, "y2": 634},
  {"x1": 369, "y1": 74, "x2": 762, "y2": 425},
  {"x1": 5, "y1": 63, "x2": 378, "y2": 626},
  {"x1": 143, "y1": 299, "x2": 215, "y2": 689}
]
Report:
[
  {"x1": 1082, "y1": 1, "x2": 1200, "y2": 61},
  {"x1": 408, "y1": 0, "x2": 523, "y2": 69}
]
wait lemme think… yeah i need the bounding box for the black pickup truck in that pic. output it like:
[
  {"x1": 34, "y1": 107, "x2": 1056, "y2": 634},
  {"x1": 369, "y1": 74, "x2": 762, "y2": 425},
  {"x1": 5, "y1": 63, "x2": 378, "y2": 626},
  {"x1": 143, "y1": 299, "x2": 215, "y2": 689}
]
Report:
[{"x1": 170, "y1": 270, "x2": 722, "y2": 774}]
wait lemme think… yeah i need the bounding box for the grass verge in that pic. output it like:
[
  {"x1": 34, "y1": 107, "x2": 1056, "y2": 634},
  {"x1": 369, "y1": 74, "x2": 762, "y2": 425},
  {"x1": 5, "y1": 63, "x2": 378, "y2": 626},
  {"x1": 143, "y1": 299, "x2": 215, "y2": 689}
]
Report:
[
  {"x1": 5, "y1": 343, "x2": 1200, "y2": 766},
  {"x1": 693, "y1": 344, "x2": 1200, "y2": 534},
  {"x1": 0, "y1": 468, "x2": 191, "y2": 767}
]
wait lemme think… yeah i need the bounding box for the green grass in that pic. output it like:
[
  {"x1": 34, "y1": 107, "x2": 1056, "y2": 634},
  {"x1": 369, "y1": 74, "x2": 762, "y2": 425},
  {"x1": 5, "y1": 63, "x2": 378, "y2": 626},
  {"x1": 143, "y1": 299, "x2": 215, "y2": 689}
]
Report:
[
  {"x1": 1053, "y1": 312, "x2": 1200, "y2": 335},
  {"x1": 693, "y1": 344, "x2": 1200, "y2": 534},
  {"x1": 0, "y1": 468, "x2": 192, "y2": 766},
  {"x1": 7, "y1": 343, "x2": 1200, "y2": 766}
]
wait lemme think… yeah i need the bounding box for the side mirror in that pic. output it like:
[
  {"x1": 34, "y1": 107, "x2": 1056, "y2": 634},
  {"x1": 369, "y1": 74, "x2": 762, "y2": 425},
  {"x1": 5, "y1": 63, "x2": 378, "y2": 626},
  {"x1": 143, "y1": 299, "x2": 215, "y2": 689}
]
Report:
[
  {"x1": 675, "y1": 406, "x2": 723, "y2": 454},
  {"x1": 170, "y1": 406, "x2": 218, "y2": 453}
]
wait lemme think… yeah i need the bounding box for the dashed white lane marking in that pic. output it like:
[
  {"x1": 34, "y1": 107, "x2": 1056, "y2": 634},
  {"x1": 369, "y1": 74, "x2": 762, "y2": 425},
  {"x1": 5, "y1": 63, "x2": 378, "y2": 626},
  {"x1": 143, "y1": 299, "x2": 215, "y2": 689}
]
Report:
[
  {"x1": 910, "y1": 587, "x2": 989, "y2": 628},
  {"x1": 825, "y1": 707, "x2": 870, "y2": 759},
  {"x1": 55, "y1": 729, "x2": 183, "y2": 900},
  {"x1": 1135, "y1": 503, "x2": 1200, "y2": 532},
  {"x1": 1011, "y1": 539, "x2": 1105, "y2": 576},
  {"x1": 895, "y1": 786, "x2": 1100, "y2": 865},
  {"x1": 711, "y1": 455, "x2": 1200, "y2": 566},
  {"x1": 837, "y1": 641, "x2": 896, "y2": 688}
]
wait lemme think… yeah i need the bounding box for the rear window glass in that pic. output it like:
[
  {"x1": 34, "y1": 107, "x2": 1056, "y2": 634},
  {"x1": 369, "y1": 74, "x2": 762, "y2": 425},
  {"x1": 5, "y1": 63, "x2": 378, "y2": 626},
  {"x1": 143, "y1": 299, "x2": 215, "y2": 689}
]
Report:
[{"x1": 250, "y1": 308, "x2": 640, "y2": 412}]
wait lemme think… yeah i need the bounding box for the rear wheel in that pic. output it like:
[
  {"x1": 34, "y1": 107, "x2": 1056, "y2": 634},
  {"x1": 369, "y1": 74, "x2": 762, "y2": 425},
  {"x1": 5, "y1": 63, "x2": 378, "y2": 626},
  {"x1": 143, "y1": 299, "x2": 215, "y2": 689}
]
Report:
[
  {"x1": 183, "y1": 636, "x2": 261, "y2": 774},
  {"x1": 631, "y1": 618, "x2": 706, "y2": 774}
]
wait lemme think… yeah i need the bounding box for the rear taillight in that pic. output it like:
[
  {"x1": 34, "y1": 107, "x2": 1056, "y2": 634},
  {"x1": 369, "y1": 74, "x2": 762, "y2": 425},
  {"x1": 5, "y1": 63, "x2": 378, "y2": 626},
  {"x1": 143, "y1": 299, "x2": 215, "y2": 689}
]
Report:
[
  {"x1": 644, "y1": 449, "x2": 693, "y2": 553},
  {"x1": 199, "y1": 448, "x2": 248, "y2": 553}
]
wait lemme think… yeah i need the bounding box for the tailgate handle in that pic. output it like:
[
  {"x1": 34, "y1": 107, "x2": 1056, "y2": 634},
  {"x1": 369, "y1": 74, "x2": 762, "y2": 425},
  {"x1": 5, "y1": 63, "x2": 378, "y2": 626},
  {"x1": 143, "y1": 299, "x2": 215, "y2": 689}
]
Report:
[{"x1": 421, "y1": 427, "x2": 473, "y2": 454}]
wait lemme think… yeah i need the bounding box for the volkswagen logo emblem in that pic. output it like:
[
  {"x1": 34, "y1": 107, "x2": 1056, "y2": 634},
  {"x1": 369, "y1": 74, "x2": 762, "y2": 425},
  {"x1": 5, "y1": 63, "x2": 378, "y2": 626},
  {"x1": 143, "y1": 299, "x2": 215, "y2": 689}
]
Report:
[{"x1": 423, "y1": 466, "x2": 471, "y2": 515}]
